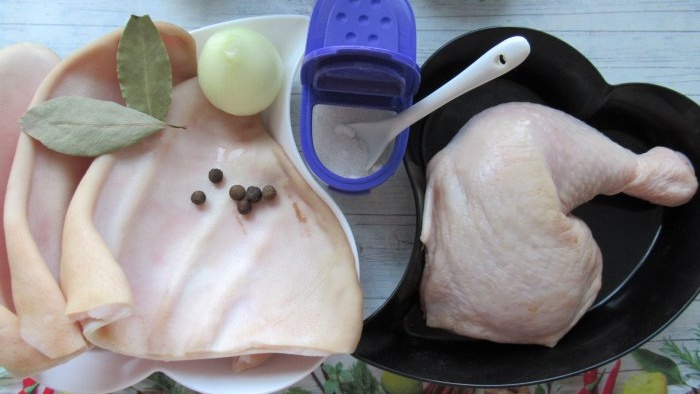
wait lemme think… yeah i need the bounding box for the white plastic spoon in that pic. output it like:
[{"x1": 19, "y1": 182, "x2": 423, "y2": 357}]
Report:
[{"x1": 336, "y1": 36, "x2": 531, "y2": 171}]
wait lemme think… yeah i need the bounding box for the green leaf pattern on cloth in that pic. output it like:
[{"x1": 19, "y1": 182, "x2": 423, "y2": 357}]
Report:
[{"x1": 633, "y1": 348, "x2": 685, "y2": 386}]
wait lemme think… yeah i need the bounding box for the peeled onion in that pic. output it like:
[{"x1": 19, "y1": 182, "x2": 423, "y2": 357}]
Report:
[{"x1": 197, "y1": 27, "x2": 284, "y2": 116}]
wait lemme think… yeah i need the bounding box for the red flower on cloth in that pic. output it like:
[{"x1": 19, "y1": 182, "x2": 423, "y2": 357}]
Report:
[{"x1": 18, "y1": 377, "x2": 54, "y2": 394}]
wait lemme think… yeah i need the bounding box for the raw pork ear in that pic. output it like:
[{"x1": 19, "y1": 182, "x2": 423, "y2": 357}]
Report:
[
  {"x1": 63, "y1": 78, "x2": 363, "y2": 360},
  {"x1": 0, "y1": 43, "x2": 85, "y2": 376},
  {"x1": 1, "y1": 22, "x2": 196, "y2": 374}
]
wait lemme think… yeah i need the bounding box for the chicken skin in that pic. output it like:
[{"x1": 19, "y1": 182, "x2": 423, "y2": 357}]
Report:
[{"x1": 420, "y1": 102, "x2": 697, "y2": 346}]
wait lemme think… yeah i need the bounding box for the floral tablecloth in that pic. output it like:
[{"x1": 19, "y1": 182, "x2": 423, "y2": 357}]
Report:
[{"x1": 2, "y1": 321, "x2": 699, "y2": 394}]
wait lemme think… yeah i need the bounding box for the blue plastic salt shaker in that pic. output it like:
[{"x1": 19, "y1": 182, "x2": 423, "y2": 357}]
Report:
[{"x1": 300, "y1": 0, "x2": 421, "y2": 193}]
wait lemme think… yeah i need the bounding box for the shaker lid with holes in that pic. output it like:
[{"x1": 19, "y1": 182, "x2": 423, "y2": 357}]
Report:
[{"x1": 299, "y1": 0, "x2": 420, "y2": 193}]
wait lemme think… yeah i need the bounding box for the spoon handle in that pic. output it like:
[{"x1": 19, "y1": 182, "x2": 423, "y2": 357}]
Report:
[{"x1": 391, "y1": 36, "x2": 531, "y2": 133}]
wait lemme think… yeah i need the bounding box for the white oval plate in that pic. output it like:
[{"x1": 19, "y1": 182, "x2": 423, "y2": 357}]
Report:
[{"x1": 34, "y1": 14, "x2": 359, "y2": 394}]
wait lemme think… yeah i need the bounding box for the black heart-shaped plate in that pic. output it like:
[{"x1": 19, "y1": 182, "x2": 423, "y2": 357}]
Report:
[{"x1": 353, "y1": 27, "x2": 700, "y2": 388}]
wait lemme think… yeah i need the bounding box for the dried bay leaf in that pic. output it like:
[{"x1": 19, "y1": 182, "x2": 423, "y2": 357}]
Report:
[
  {"x1": 21, "y1": 96, "x2": 183, "y2": 157},
  {"x1": 21, "y1": 15, "x2": 183, "y2": 157},
  {"x1": 117, "y1": 15, "x2": 172, "y2": 120}
]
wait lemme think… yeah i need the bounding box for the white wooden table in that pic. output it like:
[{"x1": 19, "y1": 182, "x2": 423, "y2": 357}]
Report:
[{"x1": 1, "y1": 1, "x2": 699, "y2": 393}]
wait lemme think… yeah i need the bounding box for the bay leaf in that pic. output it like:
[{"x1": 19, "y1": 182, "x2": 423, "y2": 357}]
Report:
[
  {"x1": 21, "y1": 96, "x2": 183, "y2": 157},
  {"x1": 117, "y1": 15, "x2": 172, "y2": 120}
]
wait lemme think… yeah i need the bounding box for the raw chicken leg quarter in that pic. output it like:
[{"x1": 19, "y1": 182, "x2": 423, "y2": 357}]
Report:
[{"x1": 419, "y1": 102, "x2": 698, "y2": 347}]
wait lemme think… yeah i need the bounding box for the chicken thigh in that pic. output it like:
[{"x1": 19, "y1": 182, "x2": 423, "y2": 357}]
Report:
[{"x1": 420, "y1": 102, "x2": 697, "y2": 347}]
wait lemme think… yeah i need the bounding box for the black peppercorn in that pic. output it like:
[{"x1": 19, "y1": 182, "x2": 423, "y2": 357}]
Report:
[
  {"x1": 191, "y1": 190, "x2": 206, "y2": 205},
  {"x1": 208, "y1": 168, "x2": 224, "y2": 183},
  {"x1": 245, "y1": 186, "x2": 262, "y2": 202},
  {"x1": 229, "y1": 184, "x2": 246, "y2": 201},
  {"x1": 237, "y1": 199, "x2": 252, "y2": 215},
  {"x1": 262, "y1": 185, "x2": 277, "y2": 200}
]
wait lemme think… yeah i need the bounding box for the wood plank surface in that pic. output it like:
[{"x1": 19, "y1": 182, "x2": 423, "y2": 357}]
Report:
[{"x1": 1, "y1": 1, "x2": 699, "y2": 393}]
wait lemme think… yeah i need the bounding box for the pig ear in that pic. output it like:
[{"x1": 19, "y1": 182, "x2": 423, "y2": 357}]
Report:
[
  {"x1": 0, "y1": 43, "x2": 59, "y2": 310},
  {"x1": 32, "y1": 20, "x2": 197, "y2": 105},
  {"x1": 1, "y1": 23, "x2": 197, "y2": 376},
  {"x1": 155, "y1": 21, "x2": 198, "y2": 85},
  {"x1": 0, "y1": 43, "x2": 89, "y2": 377}
]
